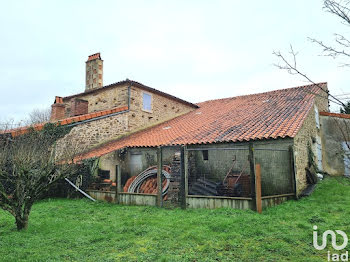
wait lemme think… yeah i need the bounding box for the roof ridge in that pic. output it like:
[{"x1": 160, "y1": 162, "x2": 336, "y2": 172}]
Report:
[
  {"x1": 62, "y1": 79, "x2": 198, "y2": 108},
  {"x1": 196, "y1": 82, "x2": 327, "y2": 105}
]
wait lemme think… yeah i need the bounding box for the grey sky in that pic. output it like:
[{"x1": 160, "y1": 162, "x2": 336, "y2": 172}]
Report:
[{"x1": 1, "y1": 0, "x2": 349, "y2": 122}]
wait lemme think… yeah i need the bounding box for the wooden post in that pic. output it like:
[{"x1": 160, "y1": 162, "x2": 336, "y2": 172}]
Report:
[
  {"x1": 255, "y1": 164, "x2": 262, "y2": 213},
  {"x1": 157, "y1": 147, "x2": 163, "y2": 207},
  {"x1": 180, "y1": 146, "x2": 187, "y2": 209},
  {"x1": 289, "y1": 146, "x2": 298, "y2": 199},
  {"x1": 249, "y1": 142, "x2": 256, "y2": 211},
  {"x1": 184, "y1": 146, "x2": 189, "y2": 200},
  {"x1": 116, "y1": 165, "x2": 121, "y2": 204}
]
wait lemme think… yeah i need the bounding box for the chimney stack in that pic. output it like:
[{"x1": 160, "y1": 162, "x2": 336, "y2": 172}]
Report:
[
  {"x1": 51, "y1": 96, "x2": 66, "y2": 121},
  {"x1": 70, "y1": 98, "x2": 88, "y2": 117},
  {"x1": 85, "y1": 53, "x2": 103, "y2": 92}
]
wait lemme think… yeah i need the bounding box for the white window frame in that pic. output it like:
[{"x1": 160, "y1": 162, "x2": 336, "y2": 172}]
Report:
[{"x1": 142, "y1": 92, "x2": 152, "y2": 113}]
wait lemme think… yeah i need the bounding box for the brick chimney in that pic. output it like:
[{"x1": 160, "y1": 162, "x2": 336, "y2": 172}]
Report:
[
  {"x1": 70, "y1": 98, "x2": 88, "y2": 117},
  {"x1": 51, "y1": 96, "x2": 66, "y2": 121},
  {"x1": 86, "y1": 53, "x2": 103, "y2": 91}
]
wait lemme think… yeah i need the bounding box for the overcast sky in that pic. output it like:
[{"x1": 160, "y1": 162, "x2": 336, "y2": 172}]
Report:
[{"x1": 1, "y1": 0, "x2": 349, "y2": 122}]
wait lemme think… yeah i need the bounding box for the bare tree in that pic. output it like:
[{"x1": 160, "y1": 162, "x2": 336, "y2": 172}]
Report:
[
  {"x1": 0, "y1": 123, "x2": 80, "y2": 230},
  {"x1": 24, "y1": 107, "x2": 51, "y2": 125},
  {"x1": 309, "y1": 0, "x2": 350, "y2": 66},
  {"x1": 273, "y1": 0, "x2": 350, "y2": 172},
  {"x1": 0, "y1": 107, "x2": 51, "y2": 131},
  {"x1": 274, "y1": 0, "x2": 350, "y2": 83}
]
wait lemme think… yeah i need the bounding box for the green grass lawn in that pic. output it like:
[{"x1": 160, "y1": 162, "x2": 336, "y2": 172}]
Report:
[{"x1": 0, "y1": 177, "x2": 349, "y2": 262}]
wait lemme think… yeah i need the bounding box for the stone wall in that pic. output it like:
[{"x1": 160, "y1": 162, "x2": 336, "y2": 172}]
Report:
[
  {"x1": 57, "y1": 84, "x2": 195, "y2": 157},
  {"x1": 293, "y1": 107, "x2": 317, "y2": 194},
  {"x1": 56, "y1": 113, "x2": 129, "y2": 155},
  {"x1": 293, "y1": 90, "x2": 329, "y2": 195},
  {"x1": 63, "y1": 84, "x2": 129, "y2": 117},
  {"x1": 128, "y1": 86, "x2": 194, "y2": 130},
  {"x1": 320, "y1": 115, "x2": 350, "y2": 176}
]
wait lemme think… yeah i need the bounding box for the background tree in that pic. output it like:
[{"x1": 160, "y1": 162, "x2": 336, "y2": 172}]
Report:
[
  {"x1": 24, "y1": 107, "x2": 51, "y2": 125},
  {"x1": 340, "y1": 101, "x2": 350, "y2": 114},
  {"x1": 0, "y1": 123, "x2": 80, "y2": 230}
]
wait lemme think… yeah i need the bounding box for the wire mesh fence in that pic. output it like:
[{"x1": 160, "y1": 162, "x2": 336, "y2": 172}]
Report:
[
  {"x1": 117, "y1": 147, "x2": 180, "y2": 199},
  {"x1": 255, "y1": 148, "x2": 294, "y2": 197},
  {"x1": 187, "y1": 147, "x2": 251, "y2": 198},
  {"x1": 187, "y1": 145, "x2": 295, "y2": 199}
]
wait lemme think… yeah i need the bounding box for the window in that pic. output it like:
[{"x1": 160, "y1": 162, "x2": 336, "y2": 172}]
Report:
[
  {"x1": 202, "y1": 150, "x2": 209, "y2": 161},
  {"x1": 315, "y1": 106, "x2": 320, "y2": 129},
  {"x1": 142, "y1": 92, "x2": 152, "y2": 111}
]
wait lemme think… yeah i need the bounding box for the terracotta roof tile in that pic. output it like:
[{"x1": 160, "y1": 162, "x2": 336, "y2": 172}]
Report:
[{"x1": 78, "y1": 83, "x2": 328, "y2": 160}]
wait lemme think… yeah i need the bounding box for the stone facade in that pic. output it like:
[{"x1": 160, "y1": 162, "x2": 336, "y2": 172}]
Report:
[
  {"x1": 57, "y1": 113, "x2": 129, "y2": 153},
  {"x1": 293, "y1": 91, "x2": 329, "y2": 195},
  {"x1": 128, "y1": 86, "x2": 195, "y2": 130},
  {"x1": 63, "y1": 84, "x2": 129, "y2": 117},
  {"x1": 57, "y1": 84, "x2": 196, "y2": 154}
]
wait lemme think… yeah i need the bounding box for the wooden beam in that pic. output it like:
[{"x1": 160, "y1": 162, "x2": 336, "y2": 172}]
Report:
[
  {"x1": 261, "y1": 193, "x2": 295, "y2": 199},
  {"x1": 157, "y1": 147, "x2": 163, "y2": 207},
  {"x1": 180, "y1": 146, "x2": 187, "y2": 209},
  {"x1": 116, "y1": 165, "x2": 121, "y2": 204},
  {"x1": 184, "y1": 146, "x2": 189, "y2": 198},
  {"x1": 289, "y1": 146, "x2": 298, "y2": 199},
  {"x1": 249, "y1": 142, "x2": 256, "y2": 211},
  {"x1": 255, "y1": 164, "x2": 262, "y2": 214}
]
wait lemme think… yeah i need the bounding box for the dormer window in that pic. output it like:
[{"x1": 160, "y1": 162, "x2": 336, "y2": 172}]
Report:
[{"x1": 143, "y1": 92, "x2": 152, "y2": 112}]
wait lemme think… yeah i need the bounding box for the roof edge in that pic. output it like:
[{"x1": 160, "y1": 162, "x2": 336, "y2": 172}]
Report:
[
  {"x1": 4, "y1": 105, "x2": 129, "y2": 137},
  {"x1": 62, "y1": 79, "x2": 199, "y2": 109},
  {"x1": 320, "y1": 111, "x2": 350, "y2": 119},
  {"x1": 196, "y1": 82, "x2": 327, "y2": 105}
]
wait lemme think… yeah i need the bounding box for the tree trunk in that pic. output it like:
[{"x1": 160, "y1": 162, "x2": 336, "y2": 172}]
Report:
[
  {"x1": 15, "y1": 216, "x2": 28, "y2": 230},
  {"x1": 15, "y1": 203, "x2": 32, "y2": 231}
]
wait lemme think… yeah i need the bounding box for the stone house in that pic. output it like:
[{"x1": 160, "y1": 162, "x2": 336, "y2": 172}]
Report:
[
  {"x1": 7, "y1": 53, "x2": 340, "y2": 209},
  {"x1": 50, "y1": 53, "x2": 198, "y2": 152},
  {"x1": 50, "y1": 54, "x2": 331, "y2": 206}
]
